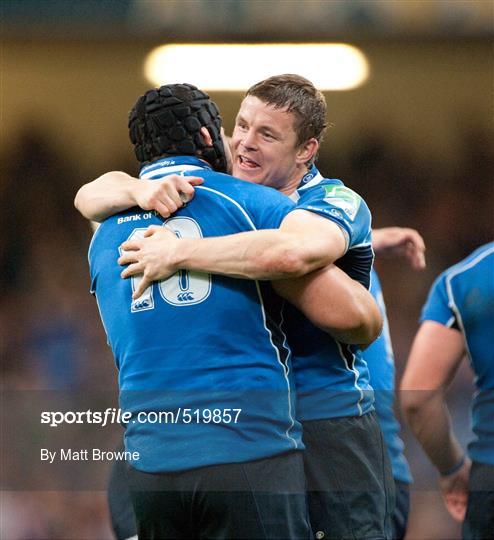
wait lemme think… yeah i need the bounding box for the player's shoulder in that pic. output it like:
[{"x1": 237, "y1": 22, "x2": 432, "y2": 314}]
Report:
[
  {"x1": 426, "y1": 243, "x2": 494, "y2": 309},
  {"x1": 317, "y1": 178, "x2": 368, "y2": 207},
  {"x1": 461, "y1": 242, "x2": 494, "y2": 267},
  {"x1": 300, "y1": 177, "x2": 363, "y2": 197},
  {"x1": 197, "y1": 171, "x2": 293, "y2": 205},
  {"x1": 442, "y1": 242, "x2": 494, "y2": 281},
  {"x1": 197, "y1": 170, "x2": 270, "y2": 194},
  {"x1": 298, "y1": 177, "x2": 369, "y2": 221},
  {"x1": 189, "y1": 171, "x2": 294, "y2": 230},
  {"x1": 88, "y1": 207, "x2": 162, "y2": 256}
]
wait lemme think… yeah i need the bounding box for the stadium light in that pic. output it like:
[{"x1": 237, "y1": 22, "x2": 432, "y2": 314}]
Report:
[{"x1": 144, "y1": 44, "x2": 369, "y2": 91}]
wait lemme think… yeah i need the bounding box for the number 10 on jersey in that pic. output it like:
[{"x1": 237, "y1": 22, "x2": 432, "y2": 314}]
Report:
[{"x1": 122, "y1": 217, "x2": 212, "y2": 312}]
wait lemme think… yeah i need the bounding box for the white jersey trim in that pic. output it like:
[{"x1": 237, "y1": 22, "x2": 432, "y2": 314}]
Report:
[
  {"x1": 197, "y1": 184, "x2": 299, "y2": 448},
  {"x1": 349, "y1": 241, "x2": 372, "y2": 249},
  {"x1": 336, "y1": 341, "x2": 364, "y2": 416},
  {"x1": 289, "y1": 190, "x2": 300, "y2": 203},
  {"x1": 194, "y1": 185, "x2": 257, "y2": 229},
  {"x1": 297, "y1": 171, "x2": 324, "y2": 190},
  {"x1": 445, "y1": 315, "x2": 456, "y2": 328},
  {"x1": 255, "y1": 282, "x2": 298, "y2": 449},
  {"x1": 87, "y1": 224, "x2": 106, "y2": 294},
  {"x1": 445, "y1": 245, "x2": 494, "y2": 367},
  {"x1": 140, "y1": 164, "x2": 204, "y2": 179}
]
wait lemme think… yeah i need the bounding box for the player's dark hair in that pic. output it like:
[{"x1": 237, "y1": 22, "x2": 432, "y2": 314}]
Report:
[
  {"x1": 128, "y1": 83, "x2": 227, "y2": 172},
  {"x1": 246, "y1": 74, "x2": 327, "y2": 148}
]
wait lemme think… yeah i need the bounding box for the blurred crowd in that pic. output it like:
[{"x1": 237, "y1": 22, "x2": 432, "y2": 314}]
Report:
[{"x1": 1, "y1": 117, "x2": 492, "y2": 538}]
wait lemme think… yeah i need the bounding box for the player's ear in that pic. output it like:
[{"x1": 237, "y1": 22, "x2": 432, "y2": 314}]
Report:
[
  {"x1": 220, "y1": 128, "x2": 233, "y2": 174},
  {"x1": 199, "y1": 126, "x2": 214, "y2": 147},
  {"x1": 295, "y1": 138, "x2": 318, "y2": 165}
]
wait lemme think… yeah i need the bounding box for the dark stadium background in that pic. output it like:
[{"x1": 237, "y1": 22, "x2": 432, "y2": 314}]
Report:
[{"x1": 1, "y1": 1, "x2": 492, "y2": 538}]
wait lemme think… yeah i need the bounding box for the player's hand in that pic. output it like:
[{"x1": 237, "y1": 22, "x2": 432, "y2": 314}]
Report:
[
  {"x1": 438, "y1": 457, "x2": 471, "y2": 522},
  {"x1": 118, "y1": 225, "x2": 180, "y2": 298},
  {"x1": 132, "y1": 175, "x2": 203, "y2": 218},
  {"x1": 372, "y1": 227, "x2": 426, "y2": 269}
]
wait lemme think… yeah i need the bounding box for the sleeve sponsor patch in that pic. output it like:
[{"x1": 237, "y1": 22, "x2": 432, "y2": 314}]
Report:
[{"x1": 323, "y1": 185, "x2": 361, "y2": 221}]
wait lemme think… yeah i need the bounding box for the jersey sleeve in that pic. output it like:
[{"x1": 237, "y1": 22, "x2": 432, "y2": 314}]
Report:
[
  {"x1": 293, "y1": 181, "x2": 372, "y2": 248},
  {"x1": 420, "y1": 272, "x2": 457, "y2": 328}
]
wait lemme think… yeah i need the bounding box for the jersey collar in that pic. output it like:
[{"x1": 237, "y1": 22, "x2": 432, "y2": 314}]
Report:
[
  {"x1": 289, "y1": 165, "x2": 324, "y2": 202},
  {"x1": 296, "y1": 164, "x2": 324, "y2": 191},
  {"x1": 140, "y1": 156, "x2": 212, "y2": 180}
]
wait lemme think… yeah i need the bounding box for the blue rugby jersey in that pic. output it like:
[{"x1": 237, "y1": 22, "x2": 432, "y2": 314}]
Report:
[
  {"x1": 285, "y1": 166, "x2": 375, "y2": 420},
  {"x1": 294, "y1": 165, "x2": 374, "y2": 289},
  {"x1": 88, "y1": 156, "x2": 303, "y2": 473},
  {"x1": 364, "y1": 270, "x2": 412, "y2": 483},
  {"x1": 421, "y1": 242, "x2": 494, "y2": 467}
]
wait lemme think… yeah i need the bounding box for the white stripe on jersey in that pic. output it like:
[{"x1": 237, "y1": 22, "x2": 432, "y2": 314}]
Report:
[
  {"x1": 336, "y1": 341, "x2": 365, "y2": 416},
  {"x1": 88, "y1": 224, "x2": 106, "y2": 293},
  {"x1": 289, "y1": 191, "x2": 300, "y2": 203},
  {"x1": 197, "y1": 184, "x2": 299, "y2": 447},
  {"x1": 349, "y1": 241, "x2": 372, "y2": 249},
  {"x1": 140, "y1": 164, "x2": 204, "y2": 179},
  {"x1": 194, "y1": 186, "x2": 257, "y2": 229},
  {"x1": 255, "y1": 282, "x2": 298, "y2": 449},
  {"x1": 445, "y1": 245, "x2": 494, "y2": 366},
  {"x1": 445, "y1": 315, "x2": 456, "y2": 328}
]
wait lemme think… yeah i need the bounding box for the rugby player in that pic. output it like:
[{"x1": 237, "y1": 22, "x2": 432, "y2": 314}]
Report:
[
  {"x1": 86, "y1": 82, "x2": 381, "y2": 539},
  {"x1": 366, "y1": 227, "x2": 425, "y2": 538},
  {"x1": 401, "y1": 242, "x2": 494, "y2": 538},
  {"x1": 78, "y1": 74, "x2": 393, "y2": 539},
  {"x1": 104, "y1": 228, "x2": 425, "y2": 540},
  {"x1": 366, "y1": 270, "x2": 413, "y2": 539}
]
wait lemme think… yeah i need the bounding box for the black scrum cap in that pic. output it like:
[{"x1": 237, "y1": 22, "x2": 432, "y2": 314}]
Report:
[{"x1": 128, "y1": 83, "x2": 227, "y2": 172}]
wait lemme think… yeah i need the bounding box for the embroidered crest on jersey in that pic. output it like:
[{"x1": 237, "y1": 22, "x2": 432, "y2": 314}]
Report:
[{"x1": 323, "y1": 185, "x2": 361, "y2": 221}]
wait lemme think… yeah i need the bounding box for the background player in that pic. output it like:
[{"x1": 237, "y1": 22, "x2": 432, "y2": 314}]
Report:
[
  {"x1": 364, "y1": 225, "x2": 425, "y2": 540},
  {"x1": 401, "y1": 242, "x2": 494, "y2": 538}
]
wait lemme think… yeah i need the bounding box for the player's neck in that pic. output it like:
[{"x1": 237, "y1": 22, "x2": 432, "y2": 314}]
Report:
[
  {"x1": 278, "y1": 166, "x2": 312, "y2": 196},
  {"x1": 278, "y1": 177, "x2": 301, "y2": 196}
]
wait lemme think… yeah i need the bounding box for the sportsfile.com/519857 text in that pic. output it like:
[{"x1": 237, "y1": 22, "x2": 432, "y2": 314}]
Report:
[{"x1": 40, "y1": 408, "x2": 242, "y2": 427}]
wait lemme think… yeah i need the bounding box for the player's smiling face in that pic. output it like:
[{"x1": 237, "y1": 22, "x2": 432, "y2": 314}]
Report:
[{"x1": 231, "y1": 96, "x2": 310, "y2": 192}]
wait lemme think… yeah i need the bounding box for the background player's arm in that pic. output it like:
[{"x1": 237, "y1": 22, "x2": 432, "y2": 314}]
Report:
[
  {"x1": 74, "y1": 171, "x2": 203, "y2": 221},
  {"x1": 119, "y1": 209, "x2": 347, "y2": 286},
  {"x1": 273, "y1": 265, "x2": 382, "y2": 345},
  {"x1": 372, "y1": 227, "x2": 426, "y2": 269},
  {"x1": 400, "y1": 321, "x2": 470, "y2": 521}
]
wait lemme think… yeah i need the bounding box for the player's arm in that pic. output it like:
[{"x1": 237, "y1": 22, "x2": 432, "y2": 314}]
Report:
[
  {"x1": 119, "y1": 209, "x2": 346, "y2": 288},
  {"x1": 372, "y1": 227, "x2": 426, "y2": 269},
  {"x1": 400, "y1": 320, "x2": 470, "y2": 521},
  {"x1": 118, "y1": 210, "x2": 380, "y2": 345},
  {"x1": 74, "y1": 171, "x2": 203, "y2": 222},
  {"x1": 273, "y1": 264, "x2": 382, "y2": 345}
]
